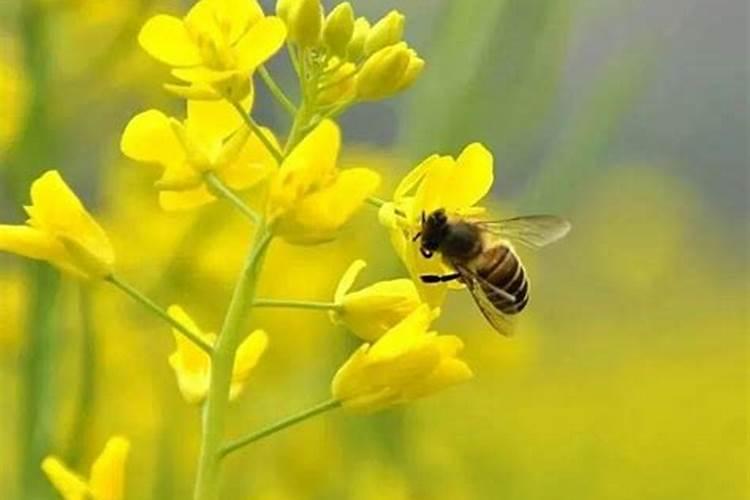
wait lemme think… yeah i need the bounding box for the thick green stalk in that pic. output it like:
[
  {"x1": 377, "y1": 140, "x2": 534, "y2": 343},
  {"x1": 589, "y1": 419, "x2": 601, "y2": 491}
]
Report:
[
  {"x1": 220, "y1": 399, "x2": 341, "y2": 458},
  {"x1": 193, "y1": 226, "x2": 273, "y2": 500}
]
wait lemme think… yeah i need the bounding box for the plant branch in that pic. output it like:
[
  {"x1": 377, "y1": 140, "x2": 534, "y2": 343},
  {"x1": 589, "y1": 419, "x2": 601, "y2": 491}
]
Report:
[
  {"x1": 204, "y1": 172, "x2": 261, "y2": 224},
  {"x1": 252, "y1": 298, "x2": 342, "y2": 311},
  {"x1": 106, "y1": 274, "x2": 213, "y2": 354},
  {"x1": 228, "y1": 100, "x2": 284, "y2": 164},
  {"x1": 258, "y1": 65, "x2": 297, "y2": 116},
  {"x1": 220, "y1": 399, "x2": 341, "y2": 458}
]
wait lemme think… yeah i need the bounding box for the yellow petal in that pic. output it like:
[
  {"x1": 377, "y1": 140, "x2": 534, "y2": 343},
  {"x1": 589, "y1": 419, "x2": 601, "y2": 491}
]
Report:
[
  {"x1": 171, "y1": 66, "x2": 238, "y2": 84},
  {"x1": 235, "y1": 16, "x2": 287, "y2": 72},
  {"x1": 159, "y1": 187, "x2": 216, "y2": 212},
  {"x1": 368, "y1": 304, "x2": 435, "y2": 359},
  {"x1": 121, "y1": 110, "x2": 185, "y2": 167},
  {"x1": 413, "y1": 155, "x2": 455, "y2": 214},
  {"x1": 402, "y1": 356, "x2": 473, "y2": 400},
  {"x1": 167, "y1": 306, "x2": 214, "y2": 404},
  {"x1": 155, "y1": 160, "x2": 204, "y2": 191},
  {"x1": 186, "y1": 92, "x2": 252, "y2": 153},
  {"x1": 0, "y1": 224, "x2": 65, "y2": 263},
  {"x1": 394, "y1": 154, "x2": 439, "y2": 201},
  {"x1": 27, "y1": 170, "x2": 84, "y2": 228},
  {"x1": 138, "y1": 15, "x2": 201, "y2": 66},
  {"x1": 169, "y1": 350, "x2": 211, "y2": 404},
  {"x1": 89, "y1": 436, "x2": 130, "y2": 500},
  {"x1": 218, "y1": 126, "x2": 279, "y2": 190},
  {"x1": 340, "y1": 278, "x2": 422, "y2": 341},
  {"x1": 41, "y1": 457, "x2": 89, "y2": 500},
  {"x1": 164, "y1": 82, "x2": 223, "y2": 100},
  {"x1": 276, "y1": 167, "x2": 380, "y2": 244},
  {"x1": 216, "y1": 0, "x2": 265, "y2": 44},
  {"x1": 441, "y1": 143, "x2": 494, "y2": 211},
  {"x1": 229, "y1": 329, "x2": 268, "y2": 400},
  {"x1": 267, "y1": 119, "x2": 341, "y2": 219},
  {"x1": 334, "y1": 259, "x2": 367, "y2": 305},
  {"x1": 26, "y1": 171, "x2": 115, "y2": 278},
  {"x1": 168, "y1": 305, "x2": 212, "y2": 373}
]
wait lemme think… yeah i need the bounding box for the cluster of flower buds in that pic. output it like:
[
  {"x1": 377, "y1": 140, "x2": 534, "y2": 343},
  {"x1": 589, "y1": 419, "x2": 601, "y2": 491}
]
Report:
[{"x1": 277, "y1": 0, "x2": 424, "y2": 105}]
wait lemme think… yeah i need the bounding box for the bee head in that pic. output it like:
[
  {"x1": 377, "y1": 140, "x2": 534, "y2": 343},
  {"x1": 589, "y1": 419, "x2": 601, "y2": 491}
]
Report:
[{"x1": 417, "y1": 208, "x2": 449, "y2": 255}]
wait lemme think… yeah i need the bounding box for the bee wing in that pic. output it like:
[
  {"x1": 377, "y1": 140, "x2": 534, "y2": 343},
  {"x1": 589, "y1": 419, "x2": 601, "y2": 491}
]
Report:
[
  {"x1": 455, "y1": 264, "x2": 516, "y2": 337},
  {"x1": 475, "y1": 215, "x2": 571, "y2": 249}
]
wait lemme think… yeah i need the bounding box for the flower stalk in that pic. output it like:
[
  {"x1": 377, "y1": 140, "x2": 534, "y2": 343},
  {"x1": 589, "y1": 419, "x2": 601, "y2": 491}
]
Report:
[
  {"x1": 220, "y1": 399, "x2": 341, "y2": 458},
  {"x1": 258, "y1": 65, "x2": 297, "y2": 116},
  {"x1": 192, "y1": 225, "x2": 273, "y2": 500},
  {"x1": 228, "y1": 100, "x2": 284, "y2": 163},
  {"x1": 107, "y1": 274, "x2": 214, "y2": 354},
  {"x1": 253, "y1": 298, "x2": 342, "y2": 311},
  {"x1": 203, "y1": 172, "x2": 261, "y2": 224}
]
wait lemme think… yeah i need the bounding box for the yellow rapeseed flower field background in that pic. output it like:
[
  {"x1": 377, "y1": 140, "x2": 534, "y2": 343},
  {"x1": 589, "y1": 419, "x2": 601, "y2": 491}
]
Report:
[{"x1": 0, "y1": 0, "x2": 746, "y2": 499}]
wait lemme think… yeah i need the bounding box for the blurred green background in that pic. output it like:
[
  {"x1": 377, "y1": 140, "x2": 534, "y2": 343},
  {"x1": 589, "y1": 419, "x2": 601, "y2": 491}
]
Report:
[{"x1": 0, "y1": 0, "x2": 747, "y2": 499}]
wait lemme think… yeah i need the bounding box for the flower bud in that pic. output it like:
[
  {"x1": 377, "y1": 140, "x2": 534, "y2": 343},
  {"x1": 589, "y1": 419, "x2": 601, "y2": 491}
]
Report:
[
  {"x1": 346, "y1": 17, "x2": 370, "y2": 62},
  {"x1": 323, "y1": 2, "x2": 355, "y2": 57},
  {"x1": 395, "y1": 51, "x2": 424, "y2": 91},
  {"x1": 318, "y1": 58, "x2": 357, "y2": 106},
  {"x1": 284, "y1": 0, "x2": 323, "y2": 48},
  {"x1": 355, "y1": 43, "x2": 411, "y2": 101},
  {"x1": 364, "y1": 10, "x2": 404, "y2": 56}
]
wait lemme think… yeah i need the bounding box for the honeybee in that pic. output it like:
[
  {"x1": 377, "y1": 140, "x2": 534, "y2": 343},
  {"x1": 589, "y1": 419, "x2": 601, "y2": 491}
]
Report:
[{"x1": 415, "y1": 209, "x2": 571, "y2": 335}]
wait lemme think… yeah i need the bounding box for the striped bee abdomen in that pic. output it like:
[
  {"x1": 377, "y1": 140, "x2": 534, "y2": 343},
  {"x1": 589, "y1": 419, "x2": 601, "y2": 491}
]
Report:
[{"x1": 476, "y1": 244, "x2": 529, "y2": 314}]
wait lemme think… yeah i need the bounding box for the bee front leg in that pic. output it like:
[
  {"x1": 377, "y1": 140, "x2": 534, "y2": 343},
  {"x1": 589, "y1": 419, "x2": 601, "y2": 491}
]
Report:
[{"x1": 420, "y1": 273, "x2": 461, "y2": 284}]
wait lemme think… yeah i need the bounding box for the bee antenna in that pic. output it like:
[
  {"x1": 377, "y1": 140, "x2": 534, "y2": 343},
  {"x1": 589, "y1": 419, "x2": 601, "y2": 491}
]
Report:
[
  {"x1": 412, "y1": 231, "x2": 422, "y2": 242},
  {"x1": 421, "y1": 211, "x2": 426, "y2": 223}
]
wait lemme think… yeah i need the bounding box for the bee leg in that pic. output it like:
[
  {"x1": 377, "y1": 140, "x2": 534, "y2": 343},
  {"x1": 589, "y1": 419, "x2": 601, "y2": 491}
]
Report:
[{"x1": 420, "y1": 273, "x2": 461, "y2": 284}]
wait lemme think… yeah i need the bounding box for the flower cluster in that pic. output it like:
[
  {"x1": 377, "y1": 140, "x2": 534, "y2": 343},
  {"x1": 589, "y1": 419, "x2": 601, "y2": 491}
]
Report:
[
  {"x1": 0, "y1": 1, "x2": 501, "y2": 498},
  {"x1": 278, "y1": 0, "x2": 423, "y2": 106}
]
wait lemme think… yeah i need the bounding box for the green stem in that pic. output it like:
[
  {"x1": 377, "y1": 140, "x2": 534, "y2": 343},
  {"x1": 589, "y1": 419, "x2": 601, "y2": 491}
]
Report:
[
  {"x1": 106, "y1": 275, "x2": 213, "y2": 354},
  {"x1": 67, "y1": 286, "x2": 97, "y2": 468},
  {"x1": 252, "y1": 298, "x2": 342, "y2": 311},
  {"x1": 258, "y1": 65, "x2": 297, "y2": 116},
  {"x1": 228, "y1": 100, "x2": 284, "y2": 164},
  {"x1": 193, "y1": 226, "x2": 273, "y2": 500},
  {"x1": 203, "y1": 172, "x2": 260, "y2": 224},
  {"x1": 220, "y1": 399, "x2": 341, "y2": 458}
]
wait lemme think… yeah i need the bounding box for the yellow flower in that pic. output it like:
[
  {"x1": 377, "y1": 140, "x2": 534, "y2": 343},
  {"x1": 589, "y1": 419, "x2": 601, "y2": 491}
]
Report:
[
  {"x1": 267, "y1": 120, "x2": 380, "y2": 244},
  {"x1": 331, "y1": 305, "x2": 472, "y2": 413},
  {"x1": 167, "y1": 305, "x2": 268, "y2": 404},
  {"x1": 378, "y1": 143, "x2": 494, "y2": 306},
  {"x1": 330, "y1": 259, "x2": 422, "y2": 341},
  {"x1": 120, "y1": 97, "x2": 278, "y2": 211},
  {"x1": 41, "y1": 436, "x2": 130, "y2": 500},
  {"x1": 138, "y1": 0, "x2": 286, "y2": 99},
  {"x1": 0, "y1": 170, "x2": 115, "y2": 279}
]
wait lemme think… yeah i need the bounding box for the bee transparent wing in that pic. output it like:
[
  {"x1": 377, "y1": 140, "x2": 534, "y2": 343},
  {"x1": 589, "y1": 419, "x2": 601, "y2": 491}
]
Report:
[
  {"x1": 475, "y1": 215, "x2": 571, "y2": 249},
  {"x1": 455, "y1": 264, "x2": 516, "y2": 337}
]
